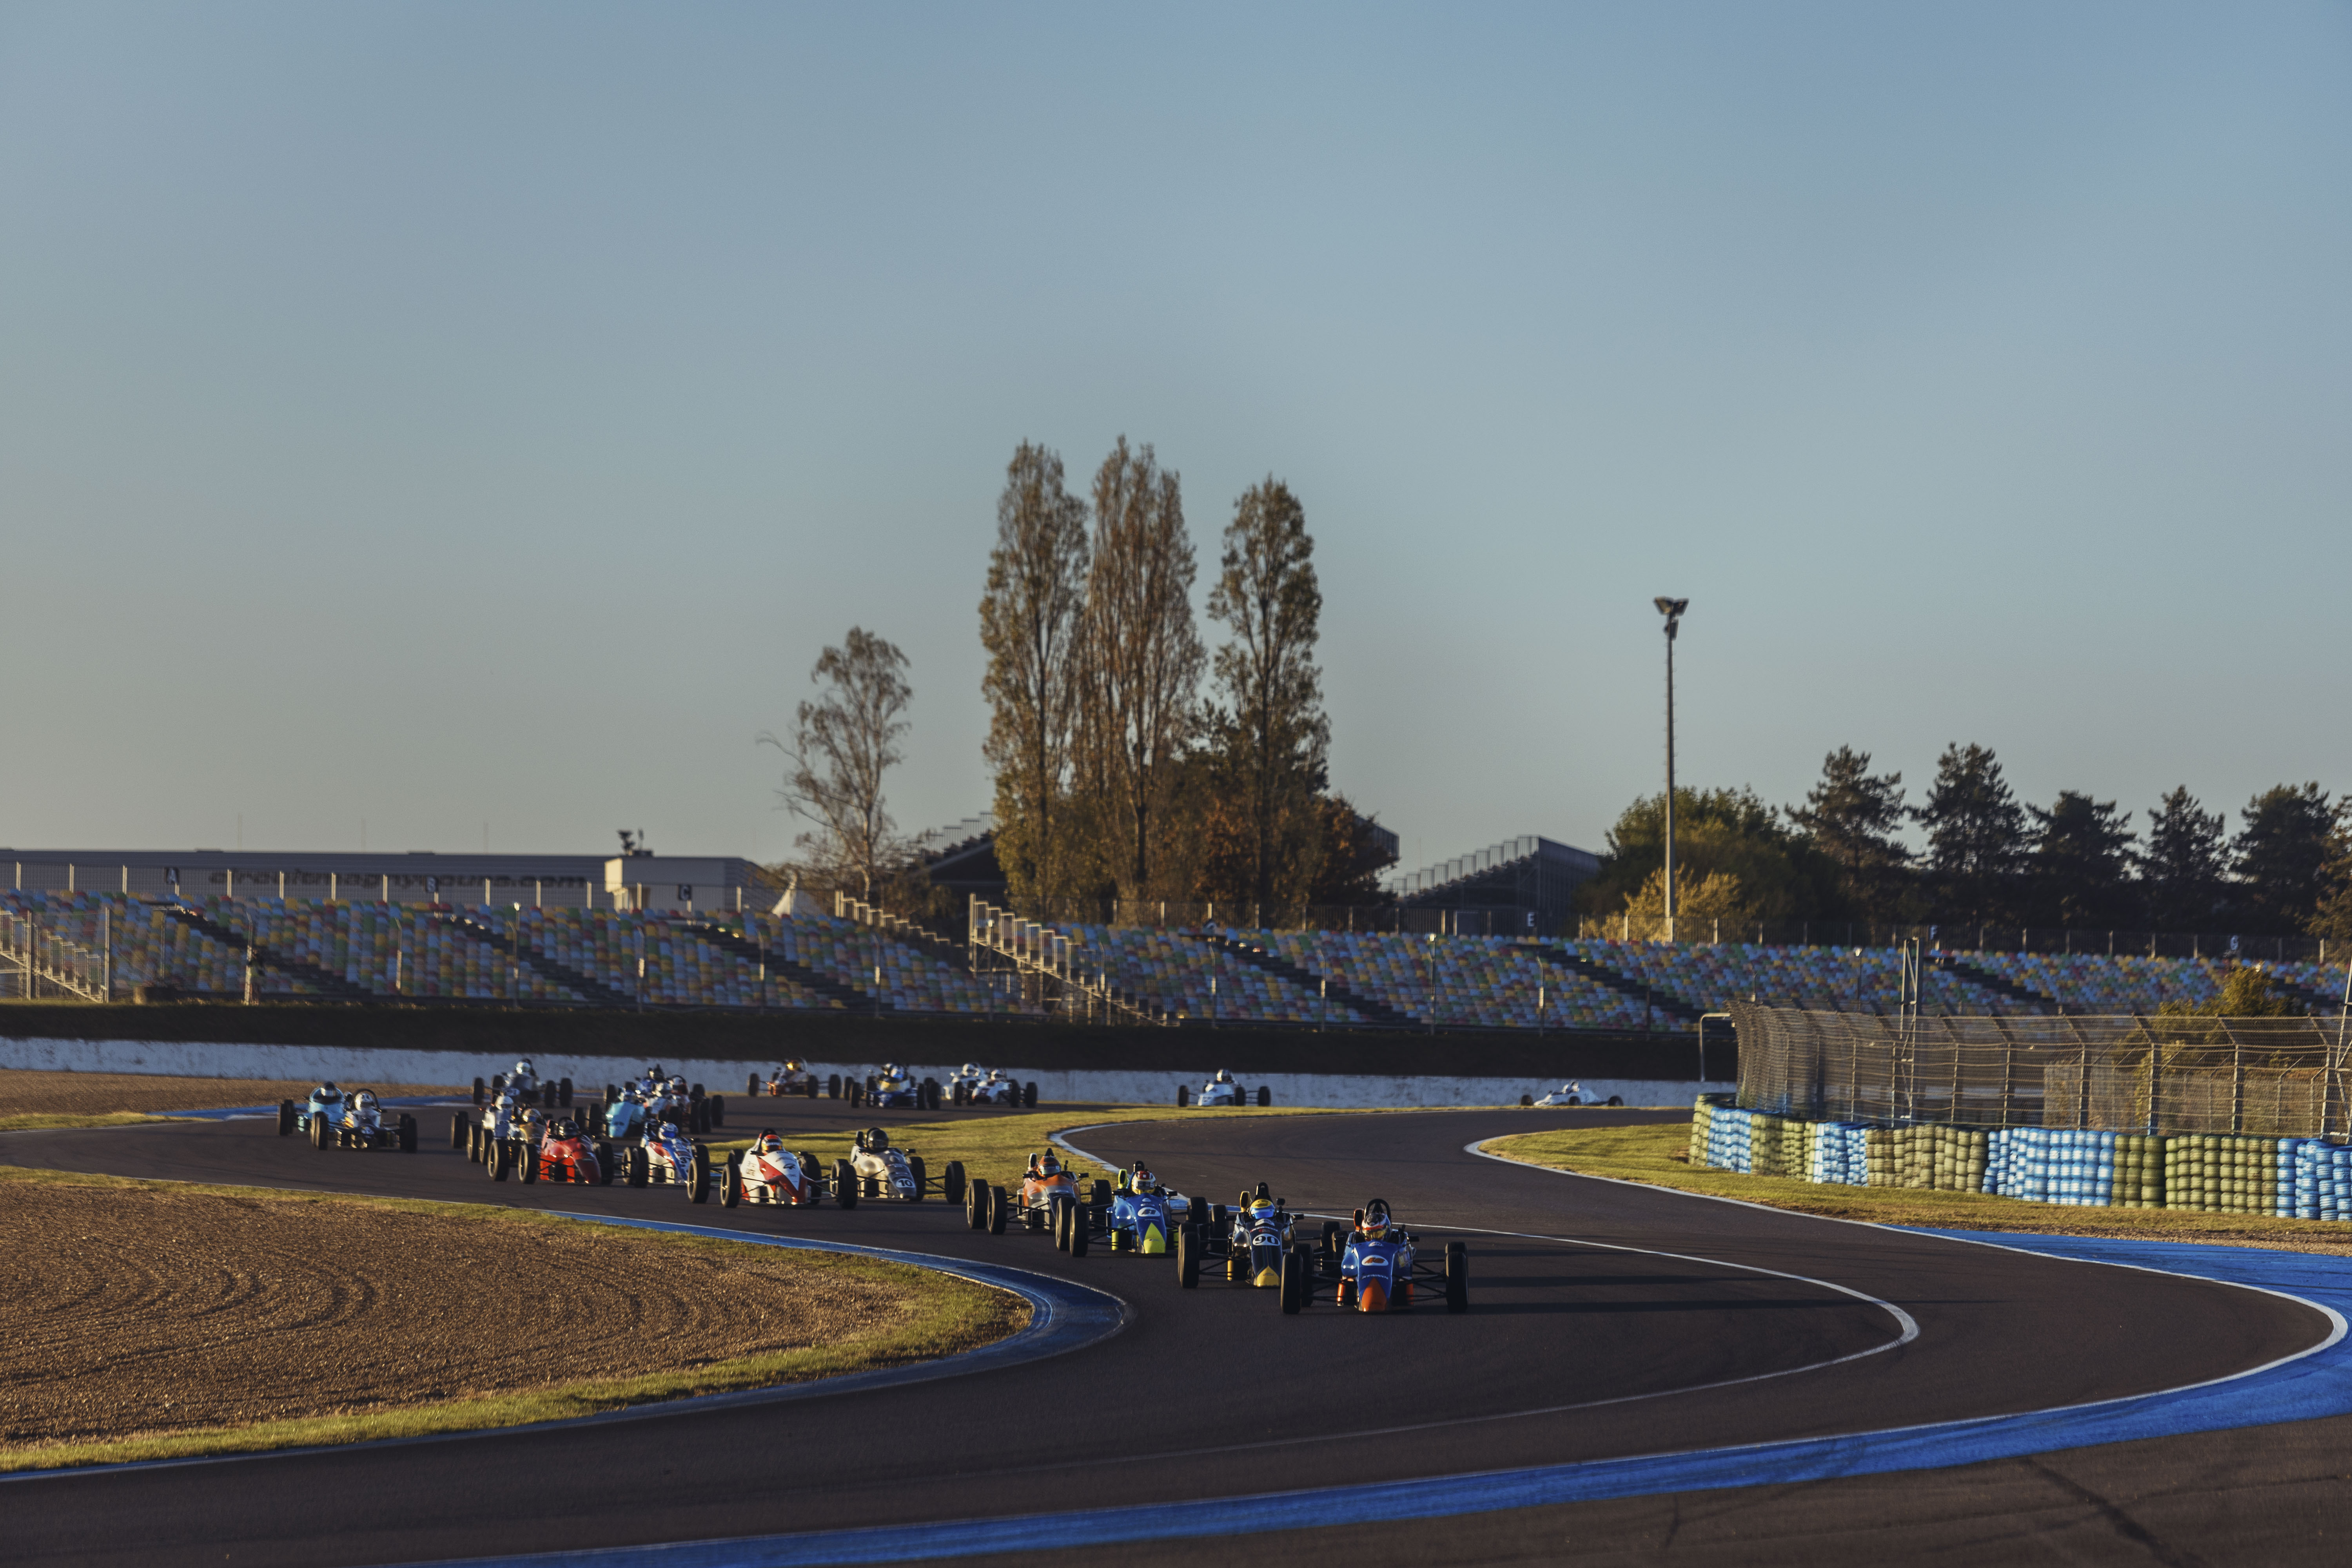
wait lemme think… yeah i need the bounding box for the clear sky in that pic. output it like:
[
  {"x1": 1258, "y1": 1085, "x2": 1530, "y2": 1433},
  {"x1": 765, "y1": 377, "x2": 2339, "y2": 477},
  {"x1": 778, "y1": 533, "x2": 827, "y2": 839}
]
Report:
[{"x1": 4, "y1": 3, "x2": 2347, "y2": 874}]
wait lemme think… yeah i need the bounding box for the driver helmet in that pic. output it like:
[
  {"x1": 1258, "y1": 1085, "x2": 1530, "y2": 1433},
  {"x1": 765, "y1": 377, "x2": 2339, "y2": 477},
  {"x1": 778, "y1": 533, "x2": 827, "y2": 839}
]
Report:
[
  {"x1": 784, "y1": 1059, "x2": 804, "y2": 1074},
  {"x1": 1132, "y1": 1169, "x2": 1158, "y2": 1195},
  {"x1": 1249, "y1": 1197, "x2": 1277, "y2": 1223},
  {"x1": 667, "y1": 1077, "x2": 687, "y2": 1097},
  {"x1": 1360, "y1": 1200, "x2": 1392, "y2": 1241},
  {"x1": 754, "y1": 1131, "x2": 784, "y2": 1155},
  {"x1": 353, "y1": 1091, "x2": 377, "y2": 1111},
  {"x1": 1214, "y1": 1069, "x2": 1232, "y2": 1083},
  {"x1": 551, "y1": 1119, "x2": 576, "y2": 1140},
  {"x1": 318, "y1": 1082, "x2": 339, "y2": 1096},
  {"x1": 1038, "y1": 1152, "x2": 1061, "y2": 1177},
  {"x1": 514, "y1": 1059, "x2": 534, "y2": 1078},
  {"x1": 962, "y1": 1062, "x2": 981, "y2": 1078}
]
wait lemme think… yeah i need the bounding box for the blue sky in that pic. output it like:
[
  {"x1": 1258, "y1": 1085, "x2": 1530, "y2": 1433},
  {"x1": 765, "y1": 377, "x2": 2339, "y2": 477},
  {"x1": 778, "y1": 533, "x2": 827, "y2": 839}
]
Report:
[{"x1": 3, "y1": 3, "x2": 2347, "y2": 873}]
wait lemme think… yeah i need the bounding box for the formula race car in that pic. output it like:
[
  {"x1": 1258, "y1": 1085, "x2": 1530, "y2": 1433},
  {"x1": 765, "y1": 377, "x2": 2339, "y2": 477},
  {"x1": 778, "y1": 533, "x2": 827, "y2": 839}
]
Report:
[
  {"x1": 617, "y1": 1118, "x2": 714, "y2": 1200},
  {"x1": 750, "y1": 1060, "x2": 821, "y2": 1098},
  {"x1": 528, "y1": 1117, "x2": 612, "y2": 1185},
  {"x1": 1525, "y1": 1081, "x2": 1624, "y2": 1108},
  {"x1": 1278, "y1": 1199, "x2": 1467, "y2": 1316},
  {"x1": 967, "y1": 1150, "x2": 1107, "y2": 1245},
  {"x1": 1101, "y1": 1164, "x2": 1191, "y2": 1254},
  {"x1": 1178, "y1": 1070, "x2": 1270, "y2": 1108},
  {"x1": 720, "y1": 1131, "x2": 840, "y2": 1209},
  {"x1": 947, "y1": 1065, "x2": 1038, "y2": 1108},
  {"x1": 843, "y1": 1125, "x2": 964, "y2": 1205},
  {"x1": 286, "y1": 1087, "x2": 417, "y2": 1152},
  {"x1": 472, "y1": 1060, "x2": 573, "y2": 1109},
  {"x1": 1219, "y1": 1188, "x2": 1298, "y2": 1287},
  {"x1": 279, "y1": 1082, "x2": 345, "y2": 1138}
]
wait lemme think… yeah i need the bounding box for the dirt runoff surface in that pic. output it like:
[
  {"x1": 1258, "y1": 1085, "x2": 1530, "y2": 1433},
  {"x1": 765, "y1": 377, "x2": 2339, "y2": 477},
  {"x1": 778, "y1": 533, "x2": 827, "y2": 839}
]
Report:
[
  {"x1": 0, "y1": 1069, "x2": 460, "y2": 1121},
  {"x1": 0, "y1": 1183, "x2": 1012, "y2": 1450}
]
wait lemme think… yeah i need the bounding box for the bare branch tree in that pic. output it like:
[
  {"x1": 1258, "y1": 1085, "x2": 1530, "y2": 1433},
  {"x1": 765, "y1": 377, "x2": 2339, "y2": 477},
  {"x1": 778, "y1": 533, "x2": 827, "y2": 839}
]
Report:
[
  {"x1": 761, "y1": 627, "x2": 911, "y2": 901},
  {"x1": 1084, "y1": 437, "x2": 1203, "y2": 899},
  {"x1": 979, "y1": 442, "x2": 1090, "y2": 909}
]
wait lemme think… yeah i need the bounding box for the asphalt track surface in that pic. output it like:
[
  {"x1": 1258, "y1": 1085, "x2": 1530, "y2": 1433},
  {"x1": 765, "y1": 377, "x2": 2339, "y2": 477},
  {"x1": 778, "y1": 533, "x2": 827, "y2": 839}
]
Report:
[{"x1": 6, "y1": 1105, "x2": 2351, "y2": 1566}]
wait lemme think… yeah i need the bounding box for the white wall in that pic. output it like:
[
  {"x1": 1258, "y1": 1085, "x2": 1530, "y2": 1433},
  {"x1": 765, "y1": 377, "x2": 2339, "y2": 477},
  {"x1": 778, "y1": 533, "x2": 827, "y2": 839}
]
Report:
[{"x1": 0, "y1": 1036, "x2": 1721, "y2": 1111}]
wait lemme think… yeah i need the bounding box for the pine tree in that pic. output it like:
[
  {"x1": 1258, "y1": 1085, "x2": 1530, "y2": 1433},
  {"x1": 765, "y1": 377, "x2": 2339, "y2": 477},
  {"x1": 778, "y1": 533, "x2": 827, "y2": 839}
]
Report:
[
  {"x1": 2027, "y1": 791, "x2": 2138, "y2": 929},
  {"x1": 2234, "y1": 783, "x2": 2334, "y2": 935},
  {"x1": 1914, "y1": 743, "x2": 2028, "y2": 926},
  {"x1": 1788, "y1": 748, "x2": 1909, "y2": 920},
  {"x1": 2141, "y1": 786, "x2": 2230, "y2": 933}
]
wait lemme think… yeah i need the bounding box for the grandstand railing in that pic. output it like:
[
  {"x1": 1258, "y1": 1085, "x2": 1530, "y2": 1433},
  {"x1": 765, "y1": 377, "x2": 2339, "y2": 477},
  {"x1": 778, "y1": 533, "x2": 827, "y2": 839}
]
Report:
[
  {"x1": 1732, "y1": 1001, "x2": 2352, "y2": 1138},
  {"x1": 0, "y1": 908, "x2": 114, "y2": 1002},
  {"x1": 965, "y1": 898, "x2": 1171, "y2": 1027}
]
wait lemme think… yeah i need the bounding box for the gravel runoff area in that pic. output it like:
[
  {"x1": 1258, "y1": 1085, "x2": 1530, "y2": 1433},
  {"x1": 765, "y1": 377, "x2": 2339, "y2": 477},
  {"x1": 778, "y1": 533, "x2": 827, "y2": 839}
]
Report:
[
  {"x1": 0, "y1": 1069, "x2": 463, "y2": 1122},
  {"x1": 0, "y1": 1182, "x2": 1025, "y2": 1454}
]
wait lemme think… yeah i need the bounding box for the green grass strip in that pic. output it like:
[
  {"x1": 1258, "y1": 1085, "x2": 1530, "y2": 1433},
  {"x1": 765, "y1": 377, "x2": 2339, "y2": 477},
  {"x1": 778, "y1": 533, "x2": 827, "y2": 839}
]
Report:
[
  {"x1": 1481, "y1": 1122, "x2": 2352, "y2": 1253},
  {"x1": 0, "y1": 1112, "x2": 175, "y2": 1132}
]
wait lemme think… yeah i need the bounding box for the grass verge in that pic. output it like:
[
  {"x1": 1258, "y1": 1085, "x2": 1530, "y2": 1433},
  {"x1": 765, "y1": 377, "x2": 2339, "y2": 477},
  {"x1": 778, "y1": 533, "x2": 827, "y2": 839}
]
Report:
[
  {"x1": 1481, "y1": 1122, "x2": 2352, "y2": 1256},
  {"x1": 0, "y1": 1166, "x2": 1026, "y2": 1473},
  {"x1": 707, "y1": 1103, "x2": 1333, "y2": 1191},
  {"x1": 0, "y1": 1112, "x2": 174, "y2": 1132}
]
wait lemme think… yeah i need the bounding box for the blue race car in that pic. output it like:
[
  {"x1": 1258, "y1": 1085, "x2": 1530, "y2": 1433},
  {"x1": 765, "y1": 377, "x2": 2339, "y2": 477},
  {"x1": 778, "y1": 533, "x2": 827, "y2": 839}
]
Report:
[
  {"x1": 1282, "y1": 1199, "x2": 1467, "y2": 1315},
  {"x1": 278, "y1": 1081, "x2": 345, "y2": 1138},
  {"x1": 858, "y1": 1063, "x2": 934, "y2": 1111},
  {"x1": 1102, "y1": 1165, "x2": 1191, "y2": 1254}
]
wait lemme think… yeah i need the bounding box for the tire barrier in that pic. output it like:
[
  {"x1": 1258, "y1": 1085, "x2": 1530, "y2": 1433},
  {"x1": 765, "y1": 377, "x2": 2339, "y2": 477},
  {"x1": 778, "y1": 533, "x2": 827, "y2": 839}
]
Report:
[{"x1": 1692, "y1": 1096, "x2": 2352, "y2": 1219}]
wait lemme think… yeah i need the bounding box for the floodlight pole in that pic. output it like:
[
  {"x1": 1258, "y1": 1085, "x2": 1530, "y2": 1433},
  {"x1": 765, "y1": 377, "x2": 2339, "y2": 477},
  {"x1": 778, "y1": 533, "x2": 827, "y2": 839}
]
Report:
[{"x1": 1655, "y1": 597, "x2": 1688, "y2": 943}]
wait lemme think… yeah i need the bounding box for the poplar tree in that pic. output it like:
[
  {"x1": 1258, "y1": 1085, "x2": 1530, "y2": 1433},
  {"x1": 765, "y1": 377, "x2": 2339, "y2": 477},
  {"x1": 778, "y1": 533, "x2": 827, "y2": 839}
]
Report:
[
  {"x1": 1082, "y1": 437, "x2": 1203, "y2": 900},
  {"x1": 978, "y1": 443, "x2": 1090, "y2": 910},
  {"x1": 1203, "y1": 478, "x2": 1329, "y2": 909}
]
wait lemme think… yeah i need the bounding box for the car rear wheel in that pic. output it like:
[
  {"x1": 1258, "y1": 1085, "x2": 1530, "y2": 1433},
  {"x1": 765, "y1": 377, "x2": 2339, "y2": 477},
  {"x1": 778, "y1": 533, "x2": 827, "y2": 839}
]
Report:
[
  {"x1": 720, "y1": 1161, "x2": 740, "y2": 1209},
  {"x1": 966, "y1": 1179, "x2": 987, "y2": 1230},
  {"x1": 451, "y1": 1114, "x2": 469, "y2": 1151},
  {"x1": 835, "y1": 1159, "x2": 858, "y2": 1210},
  {"x1": 986, "y1": 1184, "x2": 1007, "y2": 1234},
  {"x1": 689, "y1": 1147, "x2": 711, "y2": 1203},
  {"x1": 398, "y1": 1115, "x2": 417, "y2": 1153},
  {"x1": 1176, "y1": 1225, "x2": 1200, "y2": 1288},
  {"x1": 1280, "y1": 1247, "x2": 1307, "y2": 1314},
  {"x1": 628, "y1": 1147, "x2": 649, "y2": 1188},
  {"x1": 908, "y1": 1156, "x2": 927, "y2": 1202},
  {"x1": 1445, "y1": 1241, "x2": 1468, "y2": 1313},
  {"x1": 489, "y1": 1140, "x2": 508, "y2": 1181},
  {"x1": 277, "y1": 1101, "x2": 296, "y2": 1136},
  {"x1": 1323, "y1": 1220, "x2": 1345, "y2": 1257},
  {"x1": 944, "y1": 1160, "x2": 966, "y2": 1207},
  {"x1": 519, "y1": 1143, "x2": 539, "y2": 1183}
]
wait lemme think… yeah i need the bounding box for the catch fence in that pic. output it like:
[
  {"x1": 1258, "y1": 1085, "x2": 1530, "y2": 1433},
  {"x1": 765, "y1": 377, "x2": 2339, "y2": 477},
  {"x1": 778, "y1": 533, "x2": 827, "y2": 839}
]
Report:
[{"x1": 1731, "y1": 1001, "x2": 2352, "y2": 1140}]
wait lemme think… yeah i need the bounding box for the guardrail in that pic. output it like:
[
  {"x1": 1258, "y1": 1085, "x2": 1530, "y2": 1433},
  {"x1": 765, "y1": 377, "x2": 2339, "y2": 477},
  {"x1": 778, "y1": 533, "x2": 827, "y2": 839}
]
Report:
[{"x1": 965, "y1": 897, "x2": 1171, "y2": 1027}]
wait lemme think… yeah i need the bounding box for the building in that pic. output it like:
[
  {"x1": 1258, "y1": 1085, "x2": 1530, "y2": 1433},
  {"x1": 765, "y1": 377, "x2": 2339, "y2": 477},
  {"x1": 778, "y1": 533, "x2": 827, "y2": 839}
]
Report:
[{"x1": 2, "y1": 847, "x2": 760, "y2": 911}]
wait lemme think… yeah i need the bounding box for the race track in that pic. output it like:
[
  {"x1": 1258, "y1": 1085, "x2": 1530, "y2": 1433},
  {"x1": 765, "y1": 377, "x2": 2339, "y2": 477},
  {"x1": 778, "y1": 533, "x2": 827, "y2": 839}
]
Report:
[{"x1": 4, "y1": 1105, "x2": 2347, "y2": 1566}]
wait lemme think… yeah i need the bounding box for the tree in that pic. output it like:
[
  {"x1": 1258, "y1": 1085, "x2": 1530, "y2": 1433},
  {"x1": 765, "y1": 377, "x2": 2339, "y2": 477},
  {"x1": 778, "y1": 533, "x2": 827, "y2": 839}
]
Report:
[
  {"x1": 2141, "y1": 786, "x2": 2230, "y2": 933},
  {"x1": 1616, "y1": 867, "x2": 1753, "y2": 943},
  {"x1": 2028, "y1": 791, "x2": 2138, "y2": 929},
  {"x1": 764, "y1": 627, "x2": 911, "y2": 901},
  {"x1": 1915, "y1": 743, "x2": 2029, "y2": 926},
  {"x1": 1788, "y1": 748, "x2": 1910, "y2": 920},
  {"x1": 2307, "y1": 805, "x2": 2352, "y2": 947},
  {"x1": 1304, "y1": 795, "x2": 1398, "y2": 907},
  {"x1": 2234, "y1": 783, "x2": 2334, "y2": 935},
  {"x1": 978, "y1": 443, "x2": 1091, "y2": 911},
  {"x1": 1201, "y1": 478, "x2": 1329, "y2": 909},
  {"x1": 1081, "y1": 437, "x2": 1203, "y2": 900},
  {"x1": 2157, "y1": 964, "x2": 2305, "y2": 1019},
  {"x1": 1580, "y1": 786, "x2": 1831, "y2": 927}
]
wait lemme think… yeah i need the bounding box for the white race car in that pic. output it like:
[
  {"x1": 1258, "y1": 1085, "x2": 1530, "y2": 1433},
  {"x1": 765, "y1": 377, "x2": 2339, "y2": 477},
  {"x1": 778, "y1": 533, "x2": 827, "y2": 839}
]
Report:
[
  {"x1": 1181, "y1": 1070, "x2": 1267, "y2": 1108},
  {"x1": 1529, "y1": 1081, "x2": 1624, "y2": 1108},
  {"x1": 751, "y1": 1061, "x2": 821, "y2": 1098},
  {"x1": 622, "y1": 1119, "x2": 713, "y2": 1201},
  {"x1": 949, "y1": 1066, "x2": 1034, "y2": 1108},
  {"x1": 846, "y1": 1126, "x2": 964, "y2": 1204},
  {"x1": 722, "y1": 1131, "x2": 840, "y2": 1209}
]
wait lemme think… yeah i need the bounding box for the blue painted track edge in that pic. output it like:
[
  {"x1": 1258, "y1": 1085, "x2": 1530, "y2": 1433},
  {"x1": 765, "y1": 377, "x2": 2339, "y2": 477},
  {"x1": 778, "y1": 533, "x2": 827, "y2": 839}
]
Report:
[{"x1": 1, "y1": 1212, "x2": 1127, "y2": 1486}]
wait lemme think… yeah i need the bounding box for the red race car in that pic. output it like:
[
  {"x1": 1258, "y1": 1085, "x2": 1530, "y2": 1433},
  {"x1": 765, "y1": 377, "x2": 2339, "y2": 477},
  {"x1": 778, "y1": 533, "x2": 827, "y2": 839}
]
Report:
[{"x1": 527, "y1": 1117, "x2": 611, "y2": 1185}]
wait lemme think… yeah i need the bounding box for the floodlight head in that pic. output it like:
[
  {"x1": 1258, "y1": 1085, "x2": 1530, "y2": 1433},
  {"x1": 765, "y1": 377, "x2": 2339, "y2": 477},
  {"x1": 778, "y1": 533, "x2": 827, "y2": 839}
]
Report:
[{"x1": 1653, "y1": 597, "x2": 1688, "y2": 619}]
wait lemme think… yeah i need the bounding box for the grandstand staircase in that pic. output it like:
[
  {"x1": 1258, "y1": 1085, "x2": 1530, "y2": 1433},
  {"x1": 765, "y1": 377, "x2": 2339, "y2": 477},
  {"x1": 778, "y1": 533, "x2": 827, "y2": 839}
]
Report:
[
  {"x1": 678, "y1": 920, "x2": 888, "y2": 1013},
  {"x1": 1522, "y1": 944, "x2": 1706, "y2": 1027},
  {"x1": 1196, "y1": 933, "x2": 1410, "y2": 1028},
  {"x1": 1932, "y1": 955, "x2": 2059, "y2": 1014},
  {"x1": 160, "y1": 904, "x2": 375, "y2": 1002},
  {"x1": 437, "y1": 913, "x2": 636, "y2": 1008}
]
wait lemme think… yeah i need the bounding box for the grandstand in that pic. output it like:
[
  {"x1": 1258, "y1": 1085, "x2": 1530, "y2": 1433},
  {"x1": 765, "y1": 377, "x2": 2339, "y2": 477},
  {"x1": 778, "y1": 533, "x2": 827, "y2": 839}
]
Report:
[{"x1": 2, "y1": 886, "x2": 2344, "y2": 1029}]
